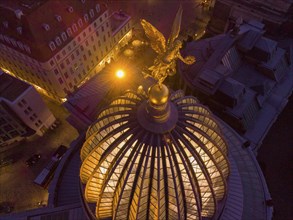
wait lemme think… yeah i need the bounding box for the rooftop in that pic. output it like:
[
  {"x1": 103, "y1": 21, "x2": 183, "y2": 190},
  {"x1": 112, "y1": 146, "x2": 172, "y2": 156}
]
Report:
[
  {"x1": 0, "y1": 71, "x2": 30, "y2": 101},
  {"x1": 0, "y1": 0, "x2": 107, "y2": 62}
]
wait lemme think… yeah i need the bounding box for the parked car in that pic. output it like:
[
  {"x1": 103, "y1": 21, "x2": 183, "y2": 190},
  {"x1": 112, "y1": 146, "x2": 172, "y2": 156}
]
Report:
[
  {"x1": 52, "y1": 145, "x2": 67, "y2": 160},
  {"x1": 0, "y1": 157, "x2": 16, "y2": 168},
  {"x1": 26, "y1": 154, "x2": 41, "y2": 167}
]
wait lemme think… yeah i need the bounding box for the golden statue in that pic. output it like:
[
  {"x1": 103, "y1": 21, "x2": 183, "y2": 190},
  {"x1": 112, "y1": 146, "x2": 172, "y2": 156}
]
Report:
[{"x1": 141, "y1": 5, "x2": 196, "y2": 86}]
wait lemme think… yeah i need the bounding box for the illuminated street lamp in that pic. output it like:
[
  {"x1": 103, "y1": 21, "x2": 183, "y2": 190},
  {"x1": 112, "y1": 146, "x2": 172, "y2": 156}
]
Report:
[{"x1": 115, "y1": 69, "x2": 125, "y2": 79}]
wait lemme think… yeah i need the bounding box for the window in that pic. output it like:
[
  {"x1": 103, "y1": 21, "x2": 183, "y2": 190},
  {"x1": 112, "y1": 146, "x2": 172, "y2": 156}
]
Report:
[
  {"x1": 64, "y1": 72, "x2": 68, "y2": 78},
  {"x1": 93, "y1": 45, "x2": 96, "y2": 51},
  {"x1": 54, "y1": 69, "x2": 59, "y2": 75},
  {"x1": 71, "y1": 54, "x2": 75, "y2": 60},
  {"x1": 96, "y1": 4, "x2": 100, "y2": 13},
  {"x1": 56, "y1": 54, "x2": 61, "y2": 60},
  {"x1": 55, "y1": 37, "x2": 62, "y2": 46},
  {"x1": 42, "y1": 23, "x2": 50, "y2": 31},
  {"x1": 61, "y1": 32, "x2": 67, "y2": 41},
  {"x1": 72, "y1": 24, "x2": 78, "y2": 32},
  {"x1": 67, "y1": 27, "x2": 72, "y2": 36},
  {"x1": 83, "y1": 32, "x2": 86, "y2": 37},
  {"x1": 83, "y1": 54, "x2": 87, "y2": 60},
  {"x1": 21, "y1": 99, "x2": 27, "y2": 105},
  {"x1": 66, "y1": 59, "x2": 70, "y2": 65},
  {"x1": 60, "y1": 63, "x2": 65, "y2": 69},
  {"x1": 67, "y1": 6, "x2": 73, "y2": 13},
  {"x1": 96, "y1": 30, "x2": 99, "y2": 37},
  {"x1": 84, "y1": 14, "x2": 89, "y2": 22},
  {"x1": 89, "y1": 9, "x2": 94, "y2": 18},
  {"x1": 18, "y1": 102, "x2": 23, "y2": 108},
  {"x1": 55, "y1": 15, "x2": 62, "y2": 22},
  {"x1": 75, "y1": 49, "x2": 80, "y2": 56},
  {"x1": 62, "y1": 50, "x2": 66, "y2": 56},
  {"x1": 49, "y1": 42, "x2": 56, "y2": 51},
  {"x1": 50, "y1": 60, "x2": 54, "y2": 66},
  {"x1": 100, "y1": 17, "x2": 102, "y2": 22},
  {"x1": 101, "y1": 26, "x2": 104, "y2": 32},
  {"x1": 58, "y1": 78, "x2": 63, "y2": 84},
  {"x1": 80, "y1": 45, "x2": 84, "y2": 51},
  {"x1": 88, "y1": 50, "x2": 91, "y2": 56},
  {"x1": 85, "y1": 40, "x2": 89, "y2": 46},
  {"x1": 78, "y1": 19, "x2": 83, "y2": 27}
]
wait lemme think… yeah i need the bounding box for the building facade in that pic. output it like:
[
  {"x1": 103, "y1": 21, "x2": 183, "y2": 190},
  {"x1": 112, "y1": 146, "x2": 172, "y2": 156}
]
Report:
[
  {"x1": 207, "y1": 0, "x2": 293, "y2": 37},
  {"x1": 0, "y1": 0, "x2": 132, "y2": 102},
  {"x1": 0, "y1": 71, "x2": 56, "y2": 148}
]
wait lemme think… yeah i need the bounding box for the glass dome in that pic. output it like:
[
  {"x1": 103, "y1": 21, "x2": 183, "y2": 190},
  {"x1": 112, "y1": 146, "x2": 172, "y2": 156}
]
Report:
[{"x1": 80, "y1": 86, "x2": 230, "y2": 220}]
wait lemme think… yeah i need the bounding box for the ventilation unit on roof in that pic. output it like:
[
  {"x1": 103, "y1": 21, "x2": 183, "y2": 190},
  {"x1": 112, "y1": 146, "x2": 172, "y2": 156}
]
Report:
[
  {"x1": 16, "y1": 27, "x2": 22, "y2": 35},
  {"x1": 68, "y1": 6, "x2": 74, "y2": 13},
  {"x1": 15, "y1": 9, "x2": 24, "y2": 19},
  {"x1": 3, "y1": 21, "x2": 8, "y2": 28},
  {"x1": 42, "y1": 24, "x2": 50, "y2": 31}
]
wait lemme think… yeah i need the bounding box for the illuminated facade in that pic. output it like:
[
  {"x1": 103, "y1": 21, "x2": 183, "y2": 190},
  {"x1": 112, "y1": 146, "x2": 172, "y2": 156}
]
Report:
[
  {"x1": 0, "y1": 0, "x2": 132, "y2": 102},
  {"x1": 80, "y1": 84, "x2": 230, "y2": 219},
  {"x1": 0, "y1": 70, "x2": 56, "y2": 148}
]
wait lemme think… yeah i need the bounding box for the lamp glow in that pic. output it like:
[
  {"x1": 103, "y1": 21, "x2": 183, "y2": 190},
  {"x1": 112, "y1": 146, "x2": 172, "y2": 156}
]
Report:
[{"x1": 116, "y1": 70, "x2": 125, "y2": 78}]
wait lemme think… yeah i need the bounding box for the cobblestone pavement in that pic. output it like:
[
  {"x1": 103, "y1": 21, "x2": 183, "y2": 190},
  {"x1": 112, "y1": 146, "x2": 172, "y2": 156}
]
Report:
[{"x1": 0, "y1": 96, "x2": 79, "y2": 215}]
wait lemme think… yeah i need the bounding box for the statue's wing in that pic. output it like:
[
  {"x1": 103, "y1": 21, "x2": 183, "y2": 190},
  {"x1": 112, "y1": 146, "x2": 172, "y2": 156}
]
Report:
[
  {"x1": 167, "y1": 5, "x2": 183, "y2": 46},
  {"x1": 141, "y1": 19, "x2": 166, "y2": 54}
]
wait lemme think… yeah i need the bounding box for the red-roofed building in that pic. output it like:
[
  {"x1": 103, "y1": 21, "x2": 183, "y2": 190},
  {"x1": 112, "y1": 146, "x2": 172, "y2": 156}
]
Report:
[{"x1": 0, "y1": 0, "x2": 132, "y2": 102}]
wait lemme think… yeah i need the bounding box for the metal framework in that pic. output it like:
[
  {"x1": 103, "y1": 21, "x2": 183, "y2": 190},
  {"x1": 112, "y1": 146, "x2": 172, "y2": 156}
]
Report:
[{"x1": 80, "y1": 89, "x2": 230, "y2": 220}]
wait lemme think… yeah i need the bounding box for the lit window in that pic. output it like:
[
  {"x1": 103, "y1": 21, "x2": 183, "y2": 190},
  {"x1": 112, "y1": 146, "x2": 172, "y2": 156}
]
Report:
[
  {"x1": 78, "y1": 19, "x2": 83, "y2": 27},
  {"x1": 49, "y1": 42, "x2": 56, "y2": 51}
]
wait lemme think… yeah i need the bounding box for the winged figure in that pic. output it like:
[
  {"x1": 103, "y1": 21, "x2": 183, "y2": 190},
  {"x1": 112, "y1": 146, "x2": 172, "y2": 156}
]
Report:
[{"x1": 141, "y1": 5, "x2": 195, "y2": 86}]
